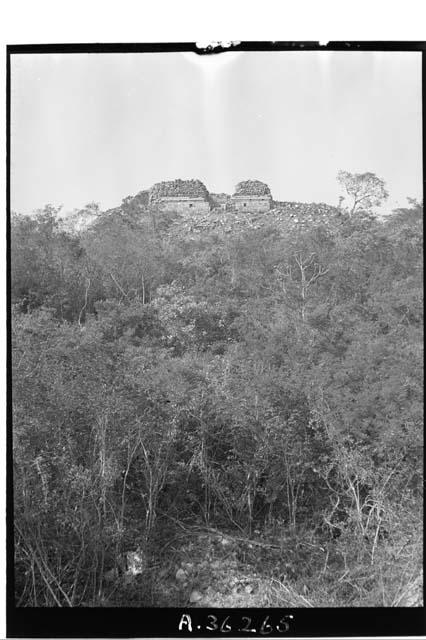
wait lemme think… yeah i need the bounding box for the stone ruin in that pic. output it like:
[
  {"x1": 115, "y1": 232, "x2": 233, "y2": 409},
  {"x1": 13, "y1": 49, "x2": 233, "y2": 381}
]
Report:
[
  {"x1": 148, "y1": 179, "x2": 275, "y2": 215},
  {"x1": 128, "y1": 179, "x2": 343, "y2": 238},
  {"x1": 231, "y1": 180, "x2": 272, "y2": 212},
  {"x1": 149, "y1": 179, "x2": 211, "y2": 214}
]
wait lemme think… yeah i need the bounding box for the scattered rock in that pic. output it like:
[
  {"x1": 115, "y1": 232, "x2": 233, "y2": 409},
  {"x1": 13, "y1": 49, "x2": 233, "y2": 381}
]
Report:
[
  {"x1": 189, "y1": 590, "x2": 203, "y2": 603},
  {"x1": 176, "y1": 568, "x2": 186, "y2": 582},
  {"x1": 126, "y1": 549, "x2": 145, "y2": 575}
]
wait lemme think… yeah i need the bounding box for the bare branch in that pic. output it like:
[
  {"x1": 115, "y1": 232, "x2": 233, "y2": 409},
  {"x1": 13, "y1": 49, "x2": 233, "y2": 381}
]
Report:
[{"x1": 109, "y1": 272, "x2": 128, "y2": 299}]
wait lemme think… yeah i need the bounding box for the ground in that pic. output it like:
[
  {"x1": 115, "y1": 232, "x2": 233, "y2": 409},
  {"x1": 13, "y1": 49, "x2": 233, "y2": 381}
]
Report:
[{"x1": 100, "y1": 522, "x2": 423, "y2": 608}]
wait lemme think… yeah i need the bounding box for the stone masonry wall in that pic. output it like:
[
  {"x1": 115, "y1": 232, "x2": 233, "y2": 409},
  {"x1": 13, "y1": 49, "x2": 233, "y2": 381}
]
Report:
[
  {"x1": 159, "y1": 197, "x2": 211, "y2": 214},
  {"x1": 232, "y1": 196, "x2": 272, "y2": 213}
]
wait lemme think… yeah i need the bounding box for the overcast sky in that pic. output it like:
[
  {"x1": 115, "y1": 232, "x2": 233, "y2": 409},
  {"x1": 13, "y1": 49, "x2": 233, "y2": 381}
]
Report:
[{"x1": 11, "y1": 50, "x2": 422, "y2": 215}]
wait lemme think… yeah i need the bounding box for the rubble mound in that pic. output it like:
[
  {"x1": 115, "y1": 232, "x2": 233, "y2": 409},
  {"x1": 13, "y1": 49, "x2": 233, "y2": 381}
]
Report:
[
  {"x1": 161, "y1": 200, "x2": 344, "y2": 239},
  {"x1": 150, "y1": 179, "x2": 210, "y2": 203},
  {"x1": 271, "y1": 201, "x2": 343, "y2": 230},
  {"x1": 233, "y1": 180, "x2": 271, "y2": 197}
]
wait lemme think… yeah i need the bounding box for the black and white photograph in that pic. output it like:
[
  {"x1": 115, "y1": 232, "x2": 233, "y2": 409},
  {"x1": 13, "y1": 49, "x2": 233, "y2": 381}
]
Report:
[{"x1": 7, "y1": 41, "x2": 424, "y2": 634}]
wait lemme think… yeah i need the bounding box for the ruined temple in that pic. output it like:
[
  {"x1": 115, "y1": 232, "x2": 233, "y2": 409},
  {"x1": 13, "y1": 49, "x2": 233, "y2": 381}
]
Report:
[
  {"x1": 231, "y1": 180, "x2": 272, "y2": 212},
  {"x1": 149, "y1": 179, "x2": 211, "y2": 214}
]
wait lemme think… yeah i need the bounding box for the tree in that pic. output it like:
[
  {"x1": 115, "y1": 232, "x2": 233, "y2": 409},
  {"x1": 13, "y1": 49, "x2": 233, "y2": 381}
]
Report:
[
  {"x1": 10, "y1": 207, "x2": 92, "y2": 319},
  {"x1": 82, "y1": 213, "x2": 164, "y2": 304},
  {"x1": 337, "y1": 171, "x2": 388, "y2": 216}
]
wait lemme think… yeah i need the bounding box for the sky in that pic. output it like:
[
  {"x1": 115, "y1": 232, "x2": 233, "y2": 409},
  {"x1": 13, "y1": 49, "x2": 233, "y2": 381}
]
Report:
[{"x1": 10, "y1": 50, "x2": 423, "y2": 215}]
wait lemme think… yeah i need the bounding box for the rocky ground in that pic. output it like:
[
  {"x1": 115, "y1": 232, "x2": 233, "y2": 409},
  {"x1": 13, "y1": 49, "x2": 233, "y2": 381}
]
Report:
[
  {"x1": 153, "y1": 528, "x2": 314, "y2": 608},
  {"x1": 101, "y1": 524, "x2": 423, "y2": 608},
  {"x1": 163, "y1": 202, "x2": 345, "y2": 240},
  {"x1": 102, "y1": 525, "x2": 323, "y2": 608}
]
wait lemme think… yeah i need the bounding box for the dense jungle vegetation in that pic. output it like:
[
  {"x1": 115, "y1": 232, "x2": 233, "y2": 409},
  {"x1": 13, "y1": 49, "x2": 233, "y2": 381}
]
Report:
[{"x1": 11, "y1": 191, "x2": 423, "y2": 607}]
